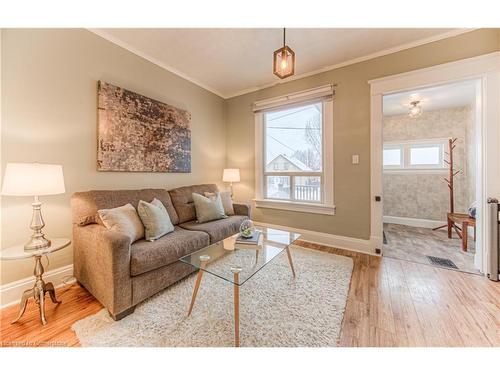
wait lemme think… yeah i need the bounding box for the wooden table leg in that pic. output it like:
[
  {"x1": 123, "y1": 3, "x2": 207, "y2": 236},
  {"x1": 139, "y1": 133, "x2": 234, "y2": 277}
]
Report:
[
  {"x1": 187, "y1": 256, "x2": 209, "y2": 316},
  {"x1": 285, "y1": 246, "x2": 296, "y2": 278},
  {"x1": 462, "y1": 221, "x2": 468, "y2": 252},
  {"x1": 231, "y1": 267, "x2": 242, "y2": 347}
]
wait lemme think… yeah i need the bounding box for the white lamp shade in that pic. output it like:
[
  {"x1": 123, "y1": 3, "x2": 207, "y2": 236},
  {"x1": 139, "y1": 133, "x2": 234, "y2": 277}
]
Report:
[
  {"x1": 1, "y1": 163, "x2": 65, "y2": 196},
  {"x1": 222, "y1": 168, "x2": 240, "y2": 183}
]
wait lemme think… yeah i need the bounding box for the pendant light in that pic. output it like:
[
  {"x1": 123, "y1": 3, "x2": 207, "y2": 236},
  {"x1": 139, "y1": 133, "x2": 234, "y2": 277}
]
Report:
[{"x1": 273, "y1": 28, "x2": 295, "y2": 79}]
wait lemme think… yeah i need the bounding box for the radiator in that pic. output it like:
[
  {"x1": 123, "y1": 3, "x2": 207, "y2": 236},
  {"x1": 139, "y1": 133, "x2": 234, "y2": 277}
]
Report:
[{"x1": 487, "y1": 198, "x2": 499, "y2": 281}]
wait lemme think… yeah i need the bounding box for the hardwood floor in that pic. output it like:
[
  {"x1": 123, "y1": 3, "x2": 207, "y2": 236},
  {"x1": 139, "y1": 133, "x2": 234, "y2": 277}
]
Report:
[{"x1": 1, "y1": 241, "x2": 499, "y2": 347}]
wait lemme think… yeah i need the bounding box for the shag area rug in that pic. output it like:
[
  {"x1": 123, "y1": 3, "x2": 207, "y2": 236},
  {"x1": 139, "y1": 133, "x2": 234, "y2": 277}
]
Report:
[{"x1": 72, "y1": 246, "x2": 353, "y2": 347}]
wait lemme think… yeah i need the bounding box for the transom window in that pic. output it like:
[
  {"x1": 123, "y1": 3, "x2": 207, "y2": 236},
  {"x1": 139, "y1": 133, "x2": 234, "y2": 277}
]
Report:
[
  {"x1": 264, "y1": 102, "x2": 323, "y2": 202},
  {"x1": 383, "y1": 139, "x2": 447, "y2": 171}
]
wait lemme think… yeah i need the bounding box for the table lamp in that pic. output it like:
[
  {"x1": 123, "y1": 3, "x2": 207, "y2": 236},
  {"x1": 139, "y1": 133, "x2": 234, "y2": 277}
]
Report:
[
  {"x1": 222, "y1": 168, "x2": 240, "y2": 196},
  {"x1": 1, "y1": 163, "x2": 65, "y2": 251}
]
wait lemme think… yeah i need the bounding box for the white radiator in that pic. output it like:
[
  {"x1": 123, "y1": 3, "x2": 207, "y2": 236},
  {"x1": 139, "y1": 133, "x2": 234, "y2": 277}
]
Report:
[{"x1": 487, "y1": 198, "x2": 499, "y2": 281}]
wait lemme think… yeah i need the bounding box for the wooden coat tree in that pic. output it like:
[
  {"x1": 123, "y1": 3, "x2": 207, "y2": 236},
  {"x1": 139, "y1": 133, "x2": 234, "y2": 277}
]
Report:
[{"x1": 433, "y1": 138, "x2": 462, "y2": 235}]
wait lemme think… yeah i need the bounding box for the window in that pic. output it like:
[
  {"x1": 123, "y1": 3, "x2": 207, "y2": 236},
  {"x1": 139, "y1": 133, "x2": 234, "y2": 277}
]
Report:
[
  {"x1": 253, "y1": 85, "x2": 335, "y2": 215},
  {"x1": 264, "y1": 102, "x2": 323, "y2": 202},
  {"x1": 383, "y1": 146, "x2": 402, "y2": 168},
  {"x1": 383, "y1": 139, "x2": 446, "y2": 171}
]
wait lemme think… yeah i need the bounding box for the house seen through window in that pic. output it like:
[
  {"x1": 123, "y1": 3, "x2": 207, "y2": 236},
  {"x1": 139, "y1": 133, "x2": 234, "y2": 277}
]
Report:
[{"x1": 264, "y1": 102, "x2": 323, "y2": 202}]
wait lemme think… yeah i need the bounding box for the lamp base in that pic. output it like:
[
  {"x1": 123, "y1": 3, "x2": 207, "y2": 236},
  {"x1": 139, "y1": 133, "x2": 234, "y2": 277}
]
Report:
[
  {"x1": 24, "y1": 197, "x2": 52, "y2": 251},
  {"x1": 24, "y1": 235, "x2": 51, "y2": 251}
]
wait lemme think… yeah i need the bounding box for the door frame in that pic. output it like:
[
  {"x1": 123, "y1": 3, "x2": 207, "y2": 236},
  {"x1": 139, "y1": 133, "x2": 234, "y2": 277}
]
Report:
[{"x1": 369, "y1": 51, "x2": 500, "y2": 274}]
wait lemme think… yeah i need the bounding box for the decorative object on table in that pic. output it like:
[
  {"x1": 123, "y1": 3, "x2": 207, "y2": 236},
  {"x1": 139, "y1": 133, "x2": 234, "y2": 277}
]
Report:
[
  {"x1": 273, "y1": 28, "x2": 295, "y2": 79},
  {"x1": 235, "y1": 230, "x2": 261, "y2": 245},
  {"x1": 433, "y1": 138, "x2": 463, "y2": 235},
  {"x1": 239, "y1": 219, "x2": 255, "y2": 238},
  {"x1": 1, "y1": 238, "x2": 71, "y2": 325},
  {"x1": 97, "y1": 81, "x2": 191, "y2": 173},
  {"x1": 1, "y1": 163, "x2": 65, "y2": 250},
  {"x1": 222, "y1": 168, "x2": 240, "y2": 197},
  {"x1": 468, "y1": 202, "x2": 476, "y2": 219}
]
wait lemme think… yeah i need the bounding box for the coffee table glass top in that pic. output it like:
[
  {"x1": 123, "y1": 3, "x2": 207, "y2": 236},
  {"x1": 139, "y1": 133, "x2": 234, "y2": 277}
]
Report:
[{"x1": 180, "y1": 226, "x2": 301, "y2": 286}]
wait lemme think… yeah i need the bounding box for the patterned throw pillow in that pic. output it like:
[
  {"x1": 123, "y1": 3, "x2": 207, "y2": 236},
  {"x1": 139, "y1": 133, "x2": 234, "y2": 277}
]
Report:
[
  {"x1": 192, "y1": 192, "x2": 227, "y2": 223},
  {"x1": 137, "y1": 198, "x2": 175, "y2": 241},
  {"x1": 98, "y1": 203, "x2": 144, "y2": 243}
]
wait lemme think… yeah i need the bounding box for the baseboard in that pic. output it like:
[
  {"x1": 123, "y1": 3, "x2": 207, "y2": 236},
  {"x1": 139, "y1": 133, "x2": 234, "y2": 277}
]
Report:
[
  {"x1": 383, "y1": 215, "x2": 446, "y2": 229},
  {"x1": 253, "y1": 221, "x2": 378, "y2": 256},
  {"x1": 0, "y1": 264, "x2": 75, "y2": 309}
]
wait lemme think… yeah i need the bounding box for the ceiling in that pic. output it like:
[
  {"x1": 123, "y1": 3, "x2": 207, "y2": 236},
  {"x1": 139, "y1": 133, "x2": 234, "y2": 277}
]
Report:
[
  {"x1": 383, "y1": 79, "x2": 477, "y2": 116},
  {"x1": 91, "y1": 28, "x2": 468, "y2": 98}
]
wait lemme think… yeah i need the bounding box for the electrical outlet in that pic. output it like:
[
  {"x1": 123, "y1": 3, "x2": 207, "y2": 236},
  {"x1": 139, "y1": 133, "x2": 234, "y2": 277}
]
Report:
[{"x1": 352, "y1": 154, "x2": 359, "y2": 164}]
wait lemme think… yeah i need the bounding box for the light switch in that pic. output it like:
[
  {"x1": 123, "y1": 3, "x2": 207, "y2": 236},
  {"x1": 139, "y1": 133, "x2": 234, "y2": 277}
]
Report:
[{"x1": 352, "y1": 154, "x2": 359, "y2": 164}]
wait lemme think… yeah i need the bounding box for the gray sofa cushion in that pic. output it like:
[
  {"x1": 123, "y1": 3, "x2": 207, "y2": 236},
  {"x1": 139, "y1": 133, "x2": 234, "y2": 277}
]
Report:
[
  {"x1": 130, "y1": 226, "x2": 210, "y2": 276},
  {"x1": 179, "y1": 215, "x2": 247, "y2": 243},
  {"x1": 72, "y1": 188, "x2": 180, "y2": 226},
  {"x1": 168, "y1": 184, "x2": 219, "y2": 223}
]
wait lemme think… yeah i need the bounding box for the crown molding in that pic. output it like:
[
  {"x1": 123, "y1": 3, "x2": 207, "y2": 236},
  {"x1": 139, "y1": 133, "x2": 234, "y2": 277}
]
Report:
[
  {"x1": 89, "y1": 28, "x2": 474, "y2": 100},
  {"x1": 88, "y1": 28, "x2": 226, "y2": 99}
]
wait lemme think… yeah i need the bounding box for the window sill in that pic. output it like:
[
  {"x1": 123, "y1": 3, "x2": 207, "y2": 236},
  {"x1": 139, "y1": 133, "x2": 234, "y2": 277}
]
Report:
[{"x1": 253, "y1": 198, "x2": 336, "y2": 216}]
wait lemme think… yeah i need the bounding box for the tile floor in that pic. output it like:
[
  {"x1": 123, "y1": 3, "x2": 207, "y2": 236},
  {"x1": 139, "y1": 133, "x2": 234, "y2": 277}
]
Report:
[{"x1": 383, "y1": 223, "x2": 479, "y2": 274}]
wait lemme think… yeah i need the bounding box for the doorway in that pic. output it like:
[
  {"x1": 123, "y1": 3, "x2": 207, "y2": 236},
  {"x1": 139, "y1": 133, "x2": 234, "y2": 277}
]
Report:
[
  {"x1": 381, "y1": 80, "x2": 479, "y2": 273},
  {"x1": 369, "y1": 52, "x2": 500, "y2": 278}
]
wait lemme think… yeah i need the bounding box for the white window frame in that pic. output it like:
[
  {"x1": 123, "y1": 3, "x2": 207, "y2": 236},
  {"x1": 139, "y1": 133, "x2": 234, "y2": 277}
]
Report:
[
  {"x1": 383, "y1": 138, "x2": 448, "y2": 173},
  {"x1": 253, "y1": 86, "x2": 335, "y2": 216}
]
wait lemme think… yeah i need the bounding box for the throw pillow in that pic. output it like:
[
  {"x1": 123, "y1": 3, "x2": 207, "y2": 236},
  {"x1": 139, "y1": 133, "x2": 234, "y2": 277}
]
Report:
[
  {"x1": 98, "y1": 203, "x2": 144, "y2": 243},
  {"x1": 205, "y1": 191, "x2": 234, "y2": 215},
  {"x1": 137, "y1": 198, "x2": 175, "y2": 241},
  {"x1": 192, "y1": 192, "x2": 227, "y2": 223}
]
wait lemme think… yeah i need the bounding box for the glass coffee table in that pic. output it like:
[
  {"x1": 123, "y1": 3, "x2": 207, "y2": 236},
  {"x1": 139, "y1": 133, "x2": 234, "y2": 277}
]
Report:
[{"x1": 180, "y1": 226, "x2": 301, "y2": 347}]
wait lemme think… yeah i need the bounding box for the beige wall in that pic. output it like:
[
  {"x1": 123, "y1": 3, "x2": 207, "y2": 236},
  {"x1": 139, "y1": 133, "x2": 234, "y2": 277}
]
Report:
[
  {"x1": 1, "y1": 29, "x2": 226, "y2": 285},
  {"x1": 226, "y1": 29, "x2": 500, "y2": 239},
  {"x1": 1, "y1": 28, "x2": 499, "y2": 286},
  {"x1": 383, "y1": 106, "x2": 474, "y2": 221}
]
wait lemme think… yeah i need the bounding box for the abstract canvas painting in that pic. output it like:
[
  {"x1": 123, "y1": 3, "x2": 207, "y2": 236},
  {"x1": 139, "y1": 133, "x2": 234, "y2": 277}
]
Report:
[{"x1": 97, "y1": 81, "x2": 191, "y2": 172}]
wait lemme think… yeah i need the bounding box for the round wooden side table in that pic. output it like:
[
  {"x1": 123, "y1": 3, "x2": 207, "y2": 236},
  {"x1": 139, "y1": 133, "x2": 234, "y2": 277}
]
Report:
[{"x1": 1, "y1": 238, "x2": 71, "y2": 325}]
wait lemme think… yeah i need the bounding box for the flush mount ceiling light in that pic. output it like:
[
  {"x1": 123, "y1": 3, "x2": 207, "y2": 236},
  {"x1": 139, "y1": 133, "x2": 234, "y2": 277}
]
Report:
[
  {"x1": 408, "y1": 100, "x2": 423, "y2": 118},
  {"x1": 273, "y1": 28, "x2": 295, "y2": 79}
]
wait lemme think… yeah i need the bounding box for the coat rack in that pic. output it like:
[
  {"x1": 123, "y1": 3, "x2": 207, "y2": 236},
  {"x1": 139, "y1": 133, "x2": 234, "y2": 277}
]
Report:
[{"x1": 433, "y1": 138, "x2": 462, "y2": 235}]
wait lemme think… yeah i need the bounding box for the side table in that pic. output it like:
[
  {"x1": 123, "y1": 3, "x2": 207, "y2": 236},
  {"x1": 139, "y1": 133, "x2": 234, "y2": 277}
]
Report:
[{"x1": 0, "y1": 238, "x2": 71, "y2": 325}]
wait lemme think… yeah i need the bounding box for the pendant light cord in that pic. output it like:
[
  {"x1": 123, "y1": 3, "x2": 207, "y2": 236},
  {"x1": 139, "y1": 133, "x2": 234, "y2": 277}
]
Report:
[{"x1": 283, "y1": 28, "x2": 286, "y2": 46}]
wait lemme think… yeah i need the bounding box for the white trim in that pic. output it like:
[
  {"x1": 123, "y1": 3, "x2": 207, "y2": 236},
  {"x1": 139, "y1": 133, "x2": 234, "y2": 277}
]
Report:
[
  {"x1": 383, "y1": 215, "x2": 446, "y2": 229},
  {"x1": 89, "y1": 28, "x2": 472, "y2": 99},
  {"x1": 0, "y1": 264, "x2": 75, "y2": 308},
  {"x1": 253, "y1": 84, "x2": 334, "y2": 112},
  {"x1": 253, "y1": 221, "x2": 377, "y2": 256},
  {"x1": 370, "y1": 51, "x2": 500, "y2": 275},
  {"x1": 253, "y1": 198, "x2": 336, "y2": 215},
  {"x1": 254, "y1": 98, "x2": 334, "y2": 213},
  {"x1": 88, "y1": 29, "x2": 226, "y2": 98}
]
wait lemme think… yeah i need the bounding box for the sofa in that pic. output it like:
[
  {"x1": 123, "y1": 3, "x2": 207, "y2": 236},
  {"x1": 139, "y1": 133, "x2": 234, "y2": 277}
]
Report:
[{"x1": 71, "y1": 184, "x2": 251, "y2": 320}]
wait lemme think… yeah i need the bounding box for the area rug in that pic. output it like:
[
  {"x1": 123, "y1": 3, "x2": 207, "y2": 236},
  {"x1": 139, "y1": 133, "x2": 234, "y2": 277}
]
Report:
[{"x1": 72, "y1": 246, "x2": 353, "y2": 347}]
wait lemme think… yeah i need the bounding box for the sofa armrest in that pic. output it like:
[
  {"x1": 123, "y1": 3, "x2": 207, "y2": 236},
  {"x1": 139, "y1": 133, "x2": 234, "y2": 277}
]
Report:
[
  {"x1": 233, "y1": 202, "x2": 252, "y2": 217},
  {"x1": 73, "y1": 224, "x2": 133, "y2": 317}
]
